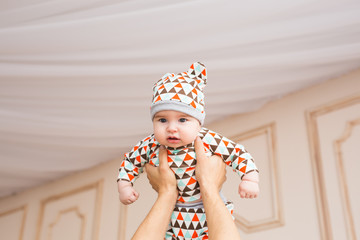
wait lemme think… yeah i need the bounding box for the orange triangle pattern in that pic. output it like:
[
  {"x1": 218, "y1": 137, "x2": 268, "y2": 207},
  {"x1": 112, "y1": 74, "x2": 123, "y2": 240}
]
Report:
[
  {"x1": 172, "y1": 93, "x2": 181, "y2": 101},
  {"x1": 118, "y1": 127, "x2": 258, "y2": 204},
  {"x1": 118, "y1": 128, "x2": 256, "y2": 239},
  {"x1": 166, "y1": 201, "x2": 234, "y2": 239},
  {"x1": 151, "y1": 62, "x2": 207, "y2": 114}
]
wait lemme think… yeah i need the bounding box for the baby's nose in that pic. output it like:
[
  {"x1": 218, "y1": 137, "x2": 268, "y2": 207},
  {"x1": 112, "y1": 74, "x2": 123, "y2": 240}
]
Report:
[{"x1": 167, "y1": 122, "x2": 178, "y2": 132}]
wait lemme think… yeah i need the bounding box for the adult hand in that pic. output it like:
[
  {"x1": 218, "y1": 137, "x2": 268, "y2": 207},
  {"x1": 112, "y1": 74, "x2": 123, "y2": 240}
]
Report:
[
  {"x1": 194, "y1": 136, "x2": 226, "y2": 192},
  {"x1": 194, "y1": 137, "x2": 241, "y2": 240},
  {"x1": 145, "y1": 146, "x2": 178, "y2": 199},
  {"x1": 132, "y1": 146, "x2": 178, "y2": 240}
]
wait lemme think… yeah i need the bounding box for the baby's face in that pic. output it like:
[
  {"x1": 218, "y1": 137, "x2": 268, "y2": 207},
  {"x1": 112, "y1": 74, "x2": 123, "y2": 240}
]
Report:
[{"x1": 153, "y1": 110, "x2": 201, "y2": 148}]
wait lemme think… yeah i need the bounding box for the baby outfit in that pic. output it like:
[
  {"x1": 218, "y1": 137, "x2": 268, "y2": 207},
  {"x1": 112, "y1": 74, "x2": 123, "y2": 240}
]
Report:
[
  {"x1": 117, "y1": 62, "x2": 258, "y2": 239},
  {"x1": 118, "y1": 127, "x2": 257, "y2": 239}
]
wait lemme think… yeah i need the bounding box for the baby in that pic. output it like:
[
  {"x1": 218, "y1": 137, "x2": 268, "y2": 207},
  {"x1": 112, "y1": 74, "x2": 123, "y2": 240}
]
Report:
[{"x1": 117, "y1": 62, "x2": 259, "y2": 239}]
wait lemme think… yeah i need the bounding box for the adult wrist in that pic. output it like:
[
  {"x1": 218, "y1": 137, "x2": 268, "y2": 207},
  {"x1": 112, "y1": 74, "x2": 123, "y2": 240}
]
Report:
[
  {"x1": 158, "y1": 189, "x2": 178, "y2": 203},
  {"x1": 199, "y1": 183, "x2": 219, "y2": 200}
]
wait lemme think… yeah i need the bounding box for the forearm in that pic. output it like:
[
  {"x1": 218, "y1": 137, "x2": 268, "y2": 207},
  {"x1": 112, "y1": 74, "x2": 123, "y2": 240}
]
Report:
[
  {"x1": 131, "y1": 191, "x2": 177, "y2": 240},
  {"x1": 201, "y1": 186, "x2": 241, "y2": 240}
]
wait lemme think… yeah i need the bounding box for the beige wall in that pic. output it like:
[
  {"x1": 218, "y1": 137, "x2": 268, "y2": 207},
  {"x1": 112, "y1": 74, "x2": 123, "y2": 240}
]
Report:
[
  {"x1": 0, "y1": 69, "x2": 359, "y2": 240},
  {"x1": 208, "y1": 69, "x2": 360, "y2": 240}
]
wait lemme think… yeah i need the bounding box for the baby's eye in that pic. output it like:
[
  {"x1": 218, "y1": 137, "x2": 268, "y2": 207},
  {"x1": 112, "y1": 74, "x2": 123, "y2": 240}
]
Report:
[
  {"x1": 159, "y1": 118, "x2": 167, "y2": 123},
  {"x1": 179, "y1": 118, "x2": 187, "y2": 123}
]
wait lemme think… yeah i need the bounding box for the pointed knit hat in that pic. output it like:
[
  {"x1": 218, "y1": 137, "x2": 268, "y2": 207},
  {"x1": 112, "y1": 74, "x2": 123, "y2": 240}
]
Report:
[{"x1": 150, "y1": 62, "x2": 207, "y2": 125}]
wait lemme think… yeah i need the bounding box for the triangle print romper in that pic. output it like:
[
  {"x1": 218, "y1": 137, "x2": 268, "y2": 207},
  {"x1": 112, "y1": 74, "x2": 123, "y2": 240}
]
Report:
[{"x1": 118, "y1": 127, "x2": 258, "y2": 239}]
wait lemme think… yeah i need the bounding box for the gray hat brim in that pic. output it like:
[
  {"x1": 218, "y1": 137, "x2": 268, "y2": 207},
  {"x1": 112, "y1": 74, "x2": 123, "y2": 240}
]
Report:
[{"x1": 150, "y1": 101, "x2": 205, "y2": 125}]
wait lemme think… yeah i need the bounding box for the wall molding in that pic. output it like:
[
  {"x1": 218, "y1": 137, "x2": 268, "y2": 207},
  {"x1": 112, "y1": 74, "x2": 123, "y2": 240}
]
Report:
[
  {"x1": 231, "y1": 122, "x2": 284, "y2": 232},
  {"x1": 48, "y1": 206, "x2": 85, "y2": 240},
  {"x1": 334, "y1": 118, "x2": 360, "y2": 240},
  {"x1": 305, "y1": 94, "x2": 360, "y2": 240},
  {"x1": 36, "y1": 180, "x2": 103, "y2": 240},
  {"x1": 0, "y1": 205, "x2": 27, "y2": 240},
  {"x1": 117, "y1": 204, "x2": 128, "y2": 240}
]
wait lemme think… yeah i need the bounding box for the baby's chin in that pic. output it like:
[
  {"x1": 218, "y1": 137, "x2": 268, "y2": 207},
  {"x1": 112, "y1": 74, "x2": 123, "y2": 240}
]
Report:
[
  {"x1": 155, "y1": 135, "x2": 197, "y2": 149},
  {"x1": 165, "y1": 140, "x2": 197, "y2": 149}
]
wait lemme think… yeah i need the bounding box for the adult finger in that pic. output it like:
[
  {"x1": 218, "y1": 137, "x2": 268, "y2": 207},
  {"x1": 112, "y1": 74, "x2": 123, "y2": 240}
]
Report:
[
  {"x1": 158, "y1": 145, "x2": 168, "y2": 170},
  {"x1": 194, "y1": 136, "x2": 206, "y2": 161},
  {"x1": 144, "y1": 163, "x2": 155, "y2": 177}
]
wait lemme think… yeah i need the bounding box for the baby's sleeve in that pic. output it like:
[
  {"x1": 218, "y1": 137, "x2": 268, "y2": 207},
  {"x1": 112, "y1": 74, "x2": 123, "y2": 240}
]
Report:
[
  {"x1": 117, "y1": 134, "x2": 156, "y2": 184},
  {"x1": 199, "y1": 128, "x2": 258, "y2": 179}
]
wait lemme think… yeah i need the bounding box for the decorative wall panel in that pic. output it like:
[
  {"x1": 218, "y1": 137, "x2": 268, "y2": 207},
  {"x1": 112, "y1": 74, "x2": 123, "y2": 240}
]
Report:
[
  {"x1": 222, "y1": 123, "x2": 283, "y2": 232},
  {"x1": 306, "y1": 94, "x2": 360, "y2": 240},
  {"x1": 0, "y1": 206, "x2": 27, "y2": 240},
  {"x1": 36, "y1": 181, "x2": 103, "y2": 240}
]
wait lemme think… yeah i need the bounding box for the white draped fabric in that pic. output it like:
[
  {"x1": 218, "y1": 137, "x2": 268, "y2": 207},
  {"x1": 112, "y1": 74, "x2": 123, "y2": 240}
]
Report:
[{"x1": 1, "y1": 0, "x2": 360, "y2": 198}]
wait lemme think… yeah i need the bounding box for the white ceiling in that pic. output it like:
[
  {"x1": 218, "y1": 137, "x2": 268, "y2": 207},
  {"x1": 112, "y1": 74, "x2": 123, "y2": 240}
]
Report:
[{"x1": 1, "y1": 0, "x2": 360, "y2": 198}]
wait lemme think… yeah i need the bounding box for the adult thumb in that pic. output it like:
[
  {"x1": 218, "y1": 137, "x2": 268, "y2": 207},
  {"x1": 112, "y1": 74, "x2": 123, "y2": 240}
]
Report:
[
  {"x1": 194, "y1": 137, "x2": 206, "y2": 162},
  {"x1": 158, "y1": 145, "x2": 168, "y2": 168}
]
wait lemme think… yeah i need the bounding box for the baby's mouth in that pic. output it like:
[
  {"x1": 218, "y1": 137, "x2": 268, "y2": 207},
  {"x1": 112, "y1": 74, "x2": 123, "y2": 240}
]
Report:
[
  {"x1": 167, "y1": 136, "x2": 180, "y2": 143},
  {"x1": 168, "y1": 136, "x2": 179, "y2": 141}
]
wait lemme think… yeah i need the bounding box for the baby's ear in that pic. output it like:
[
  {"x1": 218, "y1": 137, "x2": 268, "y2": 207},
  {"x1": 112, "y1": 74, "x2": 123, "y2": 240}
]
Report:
[{"x1": 187, "y1": 62, "x2": 207, "y2": 91}]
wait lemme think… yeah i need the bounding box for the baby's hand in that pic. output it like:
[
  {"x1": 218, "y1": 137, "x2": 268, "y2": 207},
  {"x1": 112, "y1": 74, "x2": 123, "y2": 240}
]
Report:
[
  {"x1": 118, "y1": 180, "x2": 139, "y2": 205},
  {"x1": 238, "y1": 181, "x2": 259, "y2": 199},
  {"x1": 238, "y1": 171, "x2": 259, "y2": 199}
]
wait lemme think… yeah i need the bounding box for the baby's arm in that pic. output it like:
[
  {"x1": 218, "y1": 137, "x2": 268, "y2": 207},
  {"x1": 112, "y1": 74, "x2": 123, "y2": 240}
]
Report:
[
  {"x1": 224, "y1": 139, "x2": 259, "y2": 199},
  {"x1": 117, "y1": 134, "x2": 157, "y2": 204},
  {"x1": 118, "y1": 180, "x2": 139, "y2": 205},
  {"x1": 117, "y1": 157, "x2": 143, "y2": 205},
  {"x1": 199, "y1": 128, "x2": 260, "y2": 199}
]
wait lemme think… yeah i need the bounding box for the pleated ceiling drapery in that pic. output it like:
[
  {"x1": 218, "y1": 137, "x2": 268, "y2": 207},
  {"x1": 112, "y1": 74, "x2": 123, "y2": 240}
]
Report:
[{"x1": 1, "y1": 0, "x2": 360, "y2": 198}]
